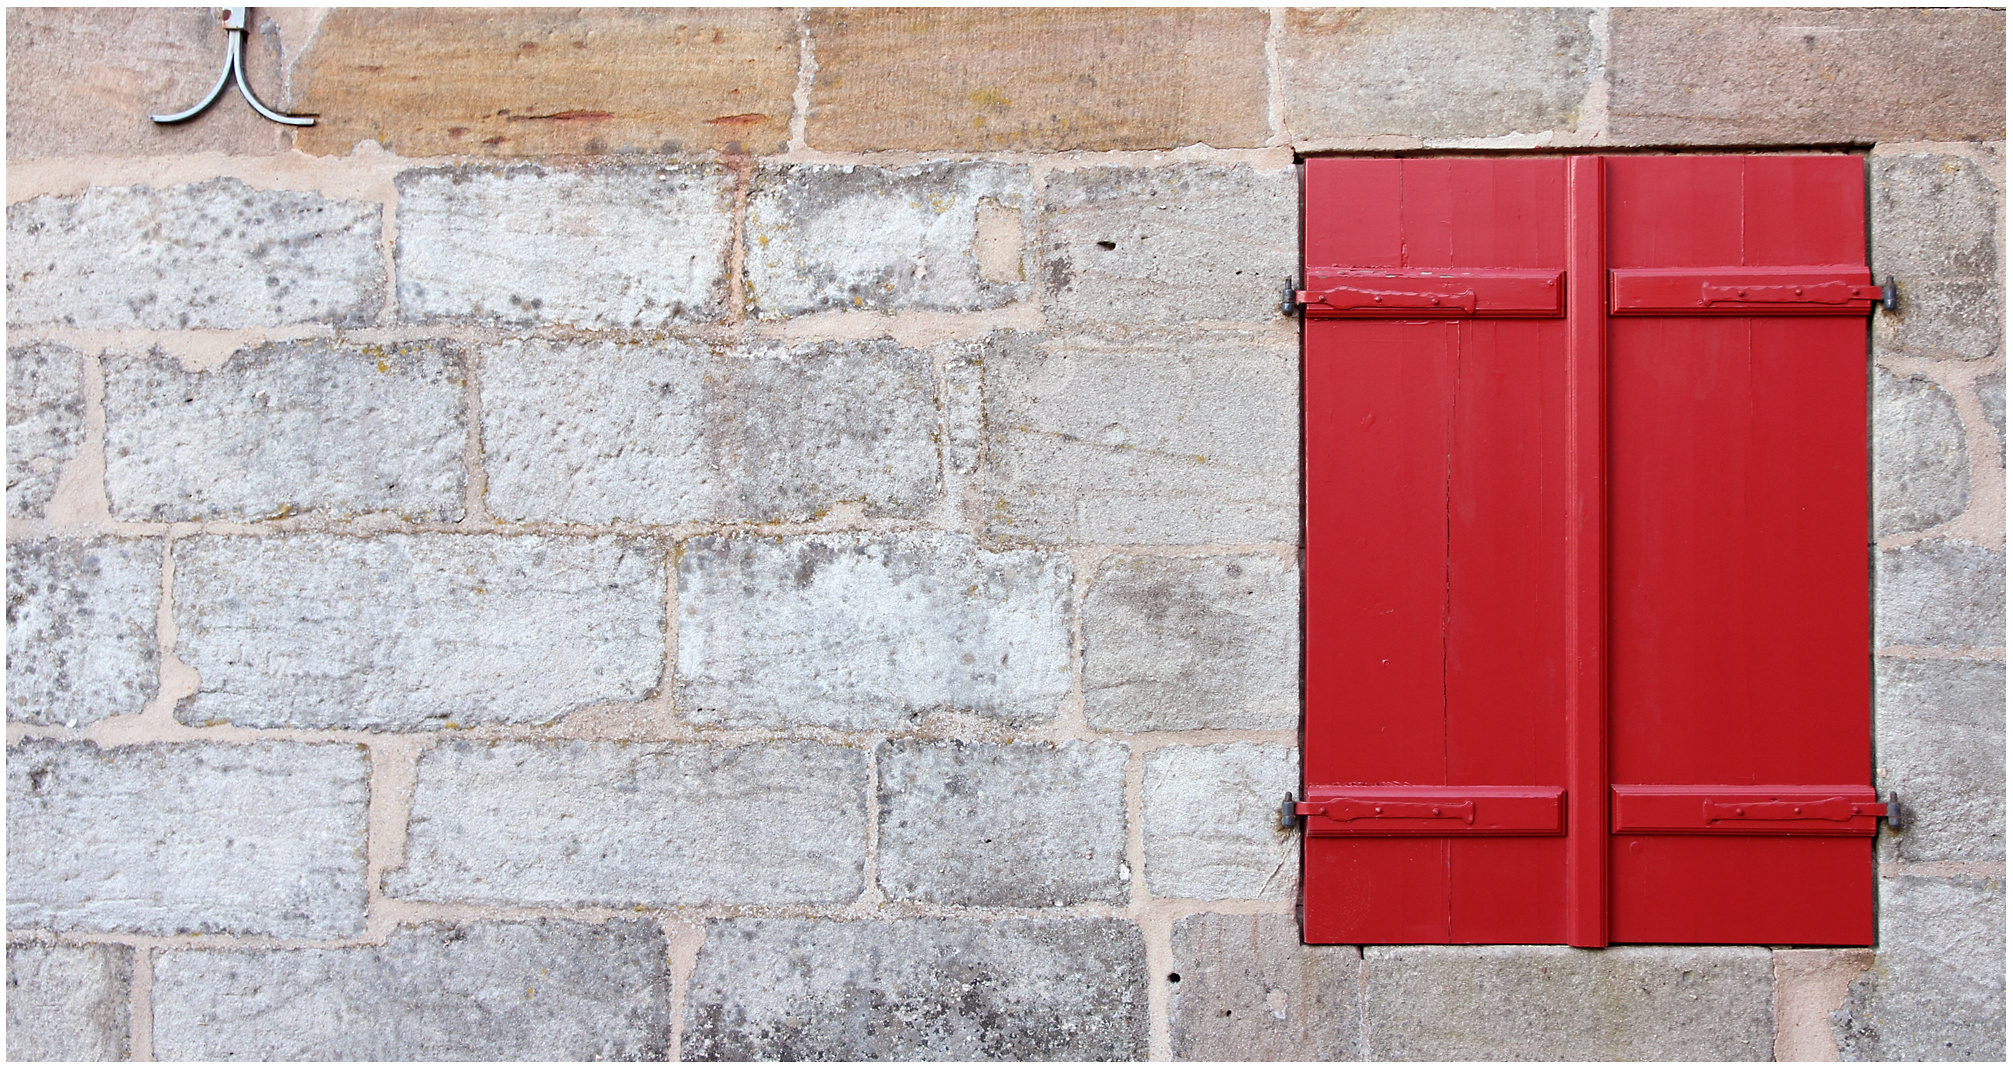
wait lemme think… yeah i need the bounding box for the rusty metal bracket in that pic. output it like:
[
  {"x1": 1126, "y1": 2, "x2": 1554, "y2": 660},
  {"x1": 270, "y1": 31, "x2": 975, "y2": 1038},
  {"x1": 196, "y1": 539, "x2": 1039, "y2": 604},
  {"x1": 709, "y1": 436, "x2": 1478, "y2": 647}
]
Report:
[{"x1": 151, "y1": 8, "x2": 315, "y2": 127}]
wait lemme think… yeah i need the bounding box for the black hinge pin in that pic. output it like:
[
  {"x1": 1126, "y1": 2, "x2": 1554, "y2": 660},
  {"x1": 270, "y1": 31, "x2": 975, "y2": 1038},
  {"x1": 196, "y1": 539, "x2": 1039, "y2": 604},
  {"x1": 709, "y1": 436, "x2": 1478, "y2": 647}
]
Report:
[
  {"x1": 1281, "y1": 792, "x2": 1302, "y2": 830},
  {"x1": 1880, "y1": 276, "x2": 1899, "y2": 313},
  {"x1": 1282, "y1": 278, "x2": 1302, "y2": 317}
]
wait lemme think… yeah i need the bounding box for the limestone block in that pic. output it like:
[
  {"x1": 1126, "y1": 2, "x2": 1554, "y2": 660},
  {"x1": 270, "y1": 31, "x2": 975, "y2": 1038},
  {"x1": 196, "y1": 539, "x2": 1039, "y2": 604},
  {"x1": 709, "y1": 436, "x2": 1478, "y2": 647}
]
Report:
[
  {"x1": 1169, "y1": 913, "x2": 1360, "y2": 1061},
  {"x1": 1143, "y1": 743, "x2": 1298, "y2": 901},
  {"x1": 7, "y1": 538, "x2": 160, "y2": 727},
  {"x1": 1874, "y1": 151, "x2": 2004, "y2": 361},
  {"x1": 1875, "y1": 368, "x2": 1971, "y2": 535},
  {"x1": 1836, "y1": 874, "x2": 2007, "y2": 1061},
  {"x1": 5, "y1": 943, "x2": 132, "y2": 1062},
  {"x1": 1876, "y1": 539, "x2": 2006, "y2": 649},
  {"x1": 6, "y1": 343, "x2": 85, "y2": 520},
  {"x1": 1876, "y1": 657, "x2": 2006, "y2": 863}
]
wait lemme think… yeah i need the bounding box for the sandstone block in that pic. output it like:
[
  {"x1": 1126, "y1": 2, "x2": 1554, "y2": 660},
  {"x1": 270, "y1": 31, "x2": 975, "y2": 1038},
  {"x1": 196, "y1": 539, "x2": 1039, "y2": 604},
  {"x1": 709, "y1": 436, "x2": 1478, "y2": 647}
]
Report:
[
  {"x1": 1143, "y1": 743, "x2": 1297, "y2": 901},
  {"x1": 395, "y1": 164, "x2": 732, "y2": 328},
  {"x1": 294, "y1": 9, "x2": 795, "y2": 157},
  {"x1": 877, "y1": 739, "x2": 1129, "y2": 907},
  {"x1": 1876, "y1": 539, "x2": 2006, "y2": 650},
  {"x1": 1279, "y1": 9, "x2": 1595, "y2": 142},
  {"x1": 6, "y1": 343, "x2": 84, "y2": 520},
  {"x1": 676, "y1": 532, "x2": 1073, "y2": 730},
  {"x1": 481, "y1": 337, "x2": 937, "y2": 525},
  {"x1": 1040, "y1": 164, "x2": 1296, "y2": 332},
  {"x1": 683, "y1": 918, "x2": 1148, "y2": 1060},
  {"x1": 7, "y1": 179, "x2": 382, "y2": 329},
  {"x1": 981, "y1": 332, "x2": 1298, "y2": 545},
  {"x1": 6, "y1": 943, "x2": 132, "y2": 1062},
  {"x1": 747, "y1": 162, "x2": 1033, "y2": 316},
  {"x1": 1169, "y1": 913, "x2": 1361, "y2": 1061},
  {"x1": 1876, "y1": 657, "x2": 2006, "y2": 863},
  {"x1": 1874, "y1": 151, "x2": 2004, "y2": 361},
  {"x1": 1874, "y1": 368, "x2": 1971, "y2": 535},
  {"x1": 804, "y1": 9, "x2": 1267, "y2": 152},
  {"x1": 7, "y1": 739, "x2": 368, "y2": 938},
  {"x1": 6, "y1": 7, "x2": 292, "y2": 159},
  {"x1": 1363, "y1": 945, "x2": 1775, "y2": 1060},
  {"x1": 1836, "y1": 874, "x2": 2007, "y2": 1061},
  {"x1": 391, "y1": 740, "x2": 866, "y2": 908},
  {"x1": 104, "y1": 341, "x2": 465, "y2": 522},
  {"x1": 7, "y1": 538, "x2": 160, "y2": 727},
  {"x1": 151, "y1": 920, "x2": 667, "y2": 1060},
  {"x1": 1609, "y1": 9, "x2": 2007, "y2": 144},
  {"x1": 1083, "y1": 554, "x2": 1299, "y2": 731},
  {"x1": 173, "y1": 534, "x2": 663, "y2": 731}
]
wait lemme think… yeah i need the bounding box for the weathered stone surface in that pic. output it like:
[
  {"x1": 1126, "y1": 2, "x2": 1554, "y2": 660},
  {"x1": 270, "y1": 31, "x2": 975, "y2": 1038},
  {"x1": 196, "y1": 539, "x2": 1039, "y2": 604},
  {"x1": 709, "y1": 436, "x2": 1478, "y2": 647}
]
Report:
[
  {"x1": 6, "y1": 7, "x2": 293, "y2": 159},
  {"x1": 7, "y1": 538, "x2": 159, "y2": 727},
  {"x1": 1876, "y1": 539, "x2": 2006, "y2": 650},
  {"x1": 1363, "y1": 945, "x2": 1775, "y2": 1060},
  {"x1": 1143, "y1": 743, "x2": 1297, "y2": 902},
  {"x1": 1836, "y1": 874, "x2": 2007, "y2": 1061},
  {"x1": 1609, "y1": 9, "x2": 2007, "y2": 144},
  {"x1": 684, "y1": 918, "x2": 1148, "y2": 1060},
  {"x1": 676, "y1": 532, "x2": 1073, "y2": 730},
  {"x1": 1875, "y1": 368, "x2": 1972, "y2": 535},
  {"x1": 7, "y1": 179, "x2": 382, "y2": 330},
  {"x1": 1041, "y1": 165, "x2": 1296, "y2": 332},
  {"x1": 174, "y1": 534, "x2": 663, "y2": 731},
  {"x1": 391, "y1": 740, "x2": 866, "y2": 907},
  {"x1": 945, "y1": 345, "x2": 983, "y2": 476},
  {"x1": 805, "y1": 9, "x2": 1267, "y2": 152},
  {"x1": 877, "y1": 740, "x2": 1128, "y2": 907},
  {"x1": 295, "y1": 8, "x2": 795, "y2": 157},
  {"x1": 6, "y1": 739, "x2": 368, "y2": 938},
  {"x1": 481, "y1": 337, "x2": 937, "y2": 525},
  {"x1": 1876, "y1": 657, "x2": 2006, "y2": 863},
  {"x1": 395, "y1": 164, "x2": 732, "y2": 328},
  {"x1": 7, "y1": 343, "x2": 84, "y2": 520},
  {"x1": 1280, "y1": 9, "x2": 1595, "y2": 141},
  {"x1": 6, "y1": 943, "x2": 132, "y2": 1062},
  {"x1": 1978, "y1": 369, "x2": 2007, "y2": 466},
  {"x1": 747, "y1": 162, "x2": 1033, "y2": 316},
  {"x1": 104, "y1": 341, "x2": 465, "y2": 522},
  {"x1": 1083, "y1": 554, "x2": 1299, "y2": 731},
  {"x1": 152, "y1": 920, "x2": 667, "y2": 1061},
  {"x1": 1169, "y1": 913, "x2": 1360, "y2": 1061},
  {"x1": 981, "y1": 332, "x2": 1298, "y2": 545},
  {"x1": 1874, "y1": 151, "x2": 2004, "y2": 361}
]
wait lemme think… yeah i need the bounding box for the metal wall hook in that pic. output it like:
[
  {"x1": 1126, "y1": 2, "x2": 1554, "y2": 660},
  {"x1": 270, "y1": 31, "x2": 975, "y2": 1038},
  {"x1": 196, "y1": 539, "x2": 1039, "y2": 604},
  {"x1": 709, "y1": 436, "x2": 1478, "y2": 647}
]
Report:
[{"x1": 151, "y1": 7, "x2": 314, "y2": 127}]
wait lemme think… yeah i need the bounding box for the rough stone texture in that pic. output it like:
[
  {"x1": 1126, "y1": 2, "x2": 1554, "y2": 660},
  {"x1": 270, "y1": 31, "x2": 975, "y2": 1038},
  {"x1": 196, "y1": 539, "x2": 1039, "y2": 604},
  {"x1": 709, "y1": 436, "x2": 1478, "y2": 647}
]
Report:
[
  {"x1": 1168, "y1": 913, "x2": 1361, "y2": 1061},
  {"x1": 151, "y1": 920, "x2": 667, "y2": 1061},
  {"x1": 981, "y1": 332, "x2": 1298, "y2": 545},
  {"x1": 5, "y1": 7, "x2": 293, "y2": 159},
  {"x1": 391, "y1": 740, "x2": 867, "y2": 907},
  {"x1": 1876, "y1": 657, "x2": 2006, "y2": 863},
  {"x1": 6, "y1": 942, "x2": 132, "y2": 1062},
  {"x1": 1875, "y1": 368, "x2": 1972, "y2": 535},
  {"x1": 7, "y1": 179, "x2": 382, "y2": 330},
  {"x1": 1609, "y1": 9, "x2": 2008, "y2": 144},
  {"x1": 804, "y1": 9, "x2": 1268, "y2": 152},
  {"x1": 6, "y1": 343, "x2": 84, "y2": 520},
  {"x1": 6, "y1": 739, "x2": 369, "y2": 938},
  {"x1": 7, "y1": 538, "x2": 160, "y2": 727},
  {"x1": 104, "y1": 341, "x2": 466, "y2": 522},
  {"x1": 1041, "y1": 165, "x2": 1297, "y2": 332},
  {"x1": 395, "y1": 164, "x2": 732, "y2": 328},
  {"x1": 295, "y1": 8, "x2": 796, "y2": 157},
  {"x1": 1082, "y1": 554, "x2": 1299, "y2": 731},
  {"x1": 173, "y1": 534, "x2": 663, "y2": 731},
  {"x1": 676, "y1": 532, "x2": 1073, "y2": 730},
  {"x1": 1143, "y1": 743, "x2": 1297, "y2": 902},
  {"x1": 684, "y1": 918, "x2": 1148, "y2": 1060},
  {"x1": 1978, "y1": 369, "x2": 2007, "y2": 467},
  {"x1": 747, "y1": 162, "x2": 1033, "y2": 316},
  {"x1": 1836, "y1": 875, "x2": 2007, "y2": 1061},
  {"x1": 1876, "y1": 539, "x2": 2007, "y2": 650},
  {"x1": 1363, "y1": 945, "x2": 1775, "y2": 1060},
  {"x1": 945, "y1": 345, "x2": 983, "y2": 476},
  {"x1": 1873, "y1": 151, "x2": 2005, "y2": 361},
  {"x1": 877, "y1": 740, "x2": 1128, "y2": 907},
  {"x1": 1279, "y1": 8, "x2": 1595, "y2": 142},
  {"x1": 481, "y1": 337, "x2": 938, "y2": 525}
]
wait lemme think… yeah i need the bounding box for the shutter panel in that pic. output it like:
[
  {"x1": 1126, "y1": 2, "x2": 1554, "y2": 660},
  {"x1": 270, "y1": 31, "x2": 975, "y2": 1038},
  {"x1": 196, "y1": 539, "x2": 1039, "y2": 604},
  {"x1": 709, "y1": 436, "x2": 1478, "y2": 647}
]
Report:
[{"x1": 1301, "y1": 155, "x2": 1877, "y2": 946}]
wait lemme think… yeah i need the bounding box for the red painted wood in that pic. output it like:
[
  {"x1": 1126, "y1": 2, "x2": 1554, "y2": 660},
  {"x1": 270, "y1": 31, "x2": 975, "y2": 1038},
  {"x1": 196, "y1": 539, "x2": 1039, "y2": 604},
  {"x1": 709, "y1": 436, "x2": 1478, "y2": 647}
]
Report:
[
  {"x1": 1613, "y1": 785, "x2": 1886, "y2": 835},
  {"x1": 1299, "y1": 785, "x2": 1565, "y2": 836},
  {"x1": 1610, "y1": 266, "x2": 1881, "y2": 315},
  {"x1": 1563, "y1": 155, "x2": 1610, "y2": 948},
  {"x1": 1300, "y1": 269, "x2": 1566, "y2": 317}
]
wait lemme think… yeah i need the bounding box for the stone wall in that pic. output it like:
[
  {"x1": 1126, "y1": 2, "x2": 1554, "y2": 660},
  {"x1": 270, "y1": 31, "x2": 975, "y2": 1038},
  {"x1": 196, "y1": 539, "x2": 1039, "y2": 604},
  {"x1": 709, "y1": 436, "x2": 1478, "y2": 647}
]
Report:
[{"x1": 5, "y1": 7, "x2": 2003, "y2": 1061}]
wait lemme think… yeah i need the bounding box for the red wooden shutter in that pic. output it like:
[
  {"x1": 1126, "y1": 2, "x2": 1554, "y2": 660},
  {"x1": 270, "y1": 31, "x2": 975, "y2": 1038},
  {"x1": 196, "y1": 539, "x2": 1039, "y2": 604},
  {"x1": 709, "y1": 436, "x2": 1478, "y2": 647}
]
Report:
[{"x1": 1301, "y1": 155, "x2": 1878, "y2": 947}]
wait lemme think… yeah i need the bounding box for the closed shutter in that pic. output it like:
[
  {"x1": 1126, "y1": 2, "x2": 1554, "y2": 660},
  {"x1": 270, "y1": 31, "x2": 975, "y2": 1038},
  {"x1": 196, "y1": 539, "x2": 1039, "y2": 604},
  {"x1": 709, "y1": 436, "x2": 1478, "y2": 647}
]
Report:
[{"x1": 1301, "y1": 155, "x2": 1879, "y2": 946}]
